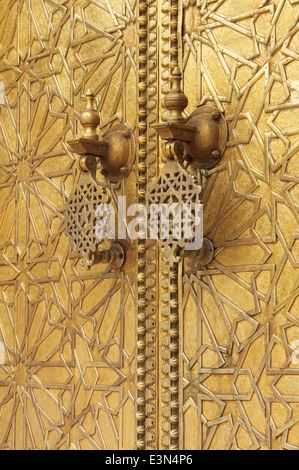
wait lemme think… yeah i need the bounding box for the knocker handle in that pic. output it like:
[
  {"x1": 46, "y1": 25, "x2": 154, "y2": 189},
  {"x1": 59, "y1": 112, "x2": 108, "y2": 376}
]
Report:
[{"x1": 64, "y1": 89, "x2": 134, "y2": 270}]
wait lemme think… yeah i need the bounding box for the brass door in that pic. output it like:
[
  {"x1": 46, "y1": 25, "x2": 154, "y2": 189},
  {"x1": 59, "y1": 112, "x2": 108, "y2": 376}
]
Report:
[{"x1": 0, "y1": 0, "x2": 298, "y2": 451}]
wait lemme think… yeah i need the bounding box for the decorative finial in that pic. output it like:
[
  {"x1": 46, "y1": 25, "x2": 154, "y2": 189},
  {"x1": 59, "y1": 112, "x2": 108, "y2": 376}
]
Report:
[
  {"x1": 80, "y1": 89, "x2": 101, "y2": 141},
  {"x1": 164, "y1": 66, "x2": 188, "y2": 125}
]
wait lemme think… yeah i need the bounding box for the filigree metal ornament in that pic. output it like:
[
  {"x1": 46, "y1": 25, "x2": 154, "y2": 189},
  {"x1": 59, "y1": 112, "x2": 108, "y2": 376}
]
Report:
[
  {"x1": 146, "y1": 159, "x2": 203, "y2": 267},
  {"x1": 64, "y1": 89, "x2": 128, "y2": 270},
  {"x1": 65, "y1": 171, "x2": 112, "y2": 270},
  {"x1": 151, "y1": 66, "x2": 217, "y2": 267}
]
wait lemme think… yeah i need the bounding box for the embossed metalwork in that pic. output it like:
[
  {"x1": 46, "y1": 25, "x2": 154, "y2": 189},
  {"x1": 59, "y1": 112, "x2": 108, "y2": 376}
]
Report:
[
  {"x1": 136, "y1": 0, "x2": 159, "y2": 451},
  {"x1": 0, "y1": 0, "x2": 139, "y2": 451},
  {"x1": 146, "y1": 159, "x2": 203, "y2": 266},
  {"x1": 0, "y1": 0, "x2": 298, "y2": 452},
  {"x1": 157, "y1": 0, "x2": 182, "y2": 450},
  {"x1": 180, "y1": 0, "x2": 299, "y2": 451}
]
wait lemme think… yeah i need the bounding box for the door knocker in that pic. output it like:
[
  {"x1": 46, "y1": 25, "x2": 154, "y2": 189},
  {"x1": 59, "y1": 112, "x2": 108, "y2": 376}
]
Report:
[
  {"x1": 64, "y1": 90, "x2": 134, "y2": 270},
  {"x1": 149, "y1": 66, "x2": 227, "y2": 266}
]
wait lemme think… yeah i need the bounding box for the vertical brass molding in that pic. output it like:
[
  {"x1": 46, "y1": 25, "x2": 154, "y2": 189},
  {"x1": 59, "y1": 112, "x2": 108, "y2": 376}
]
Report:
[
  {"x1": 161, "y1": 0, "x2": 171, "y2": 123},
  {"x1": 136, "y1": 0, "x2": 159, "y2": 451},
  {"x1": 159, "y1": 0, "x2": 182, "y2": 451},
  {"x1": 161, "y1": 0, "x2": 183, "y2": 122},
  {"x1": 145, "y1": 0, "x2": 160, "y2": 451},
  {"x1": 170, "y1": 0, "x2": 179, "y2": 70},
  {"x1": 159, "y1": 0, "x2": 171, "y2": 448},
  {"x1": 136, "y1": 0, "x2": 148, "y2": 450}
]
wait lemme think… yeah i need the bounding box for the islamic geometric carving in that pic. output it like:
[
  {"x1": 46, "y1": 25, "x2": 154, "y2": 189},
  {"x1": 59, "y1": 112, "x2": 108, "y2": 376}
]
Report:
[
  {"x1": 0, "y1": 0, "x2": 139, "y2": 450},
  {"x1": 180, "y1": 0, "x2": 299, "y2": 450},
  {"x1": 0, "y1": 0, "x2": 298, "y2": 452}
]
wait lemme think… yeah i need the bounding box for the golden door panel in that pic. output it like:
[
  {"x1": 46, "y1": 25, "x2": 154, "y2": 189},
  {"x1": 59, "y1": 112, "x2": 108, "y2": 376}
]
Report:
[
  {"x1": 0, "y1": 0, "x2": 298, "y2": 452},
  {"x1": 180, "y1": 0, "x2": 299, "y2": 450},
  {"x1": 0, "y1": 0, "x2": 140, "y2": 450}
]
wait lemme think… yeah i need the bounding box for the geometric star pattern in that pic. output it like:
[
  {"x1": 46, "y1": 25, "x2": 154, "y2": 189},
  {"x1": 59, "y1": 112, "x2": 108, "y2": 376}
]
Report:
[
  {"x1": 0, "y1": 0, "x2": 137, "y2": 450},
  {"x1": 0, "y1": 0, "x2": 298, "y2": 452},
  {"x1": 181, "y1": 0, "x2": 299, "y2": 450},
  {"x1": 65, "y1": 179, "x2": 111, "y2": 268}
]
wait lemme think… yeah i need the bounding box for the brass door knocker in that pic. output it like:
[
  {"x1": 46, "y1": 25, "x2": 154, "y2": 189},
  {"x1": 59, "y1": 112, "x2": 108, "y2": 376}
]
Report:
[
  {"x1": 149, "y1": 66, "x2": 227, "y2": 266},
  {"x1": 64, "y1": 90, "x2": 134, "y2": 270},
  {"x1": 153, "y1": 66, "x2": 228, "y2": 171}
]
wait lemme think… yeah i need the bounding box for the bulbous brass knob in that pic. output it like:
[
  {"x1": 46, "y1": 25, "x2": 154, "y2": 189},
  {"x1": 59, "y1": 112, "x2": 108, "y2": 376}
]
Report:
[
  {"x1": 164, "y1": 66, "x2": 188, "y2": 125},
  {"x1": 81, "y1": 89, "x2": 100, "y2": 141}
]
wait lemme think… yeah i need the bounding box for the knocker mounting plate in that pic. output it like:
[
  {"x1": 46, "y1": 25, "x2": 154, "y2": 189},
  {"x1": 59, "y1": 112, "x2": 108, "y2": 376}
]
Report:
[
  {"x1": 184, "y1": 105, "x2": 228, "y2": 170},
  {"x1": 100, "y1": 124, "x2": 135, "y2": 182}
]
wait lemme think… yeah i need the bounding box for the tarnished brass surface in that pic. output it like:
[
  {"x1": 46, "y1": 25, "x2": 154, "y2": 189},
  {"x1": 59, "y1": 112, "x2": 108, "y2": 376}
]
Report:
[
  {"x1": 87, "y1": 244, "x2": 126, "y2": 271},
  {"x1": 152, "y1": 123, "x2": 195, "y2": 143},
  {"x1": 67, "y1": 140, "x2": 109, "y2": 160},
  {"x1": 154, "y1": 70, "x2": 227, "y2": 171},
  {"x1": 81, "y1": 90, "x2": 101, "y2": 141},
  {"x1": 67, "y1": 93, "x2": 134, "y2": 182},
  {"x1": 164, "y1": 66, "x2": 189, "y2": 125},
  {"x1": 177, "y1": 238, "x2": 214, "y2": 266}
]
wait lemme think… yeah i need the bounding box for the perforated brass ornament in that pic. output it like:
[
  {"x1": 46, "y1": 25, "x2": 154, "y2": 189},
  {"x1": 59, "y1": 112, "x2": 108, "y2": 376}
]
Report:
[
  {"x1": 65, "y1": 91, "x2": 130, "y2": 270},
  {"x1": 146, "y1": 159, "x2": 203, "y2": 267},
  {"x1": 152, "y1": 66, "x2": 215, "y2": 267},
  {"x1": 64, "y1": 171, "x2": 112, "y2": 270}
]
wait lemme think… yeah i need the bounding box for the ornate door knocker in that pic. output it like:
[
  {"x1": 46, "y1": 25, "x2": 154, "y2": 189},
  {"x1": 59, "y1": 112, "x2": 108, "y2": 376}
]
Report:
[
  {"x1": 149, "y1": 67, "x2": 227, "y2": 266},
  {"x1": 64, "y1": 90, "x2": 134, "y2": 270}
]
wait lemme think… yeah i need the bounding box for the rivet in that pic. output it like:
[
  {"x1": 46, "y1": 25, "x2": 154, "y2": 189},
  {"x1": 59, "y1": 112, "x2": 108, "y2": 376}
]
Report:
[
  {"x1": 212, "y1": 110, "x2": 221, "y2": 120},
  {"x1": 212, "y1": 150, "x2": 222, "y2": 158},
  {"x1": 122, "y1": 129, "x2": 131, "y2": 138}
]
